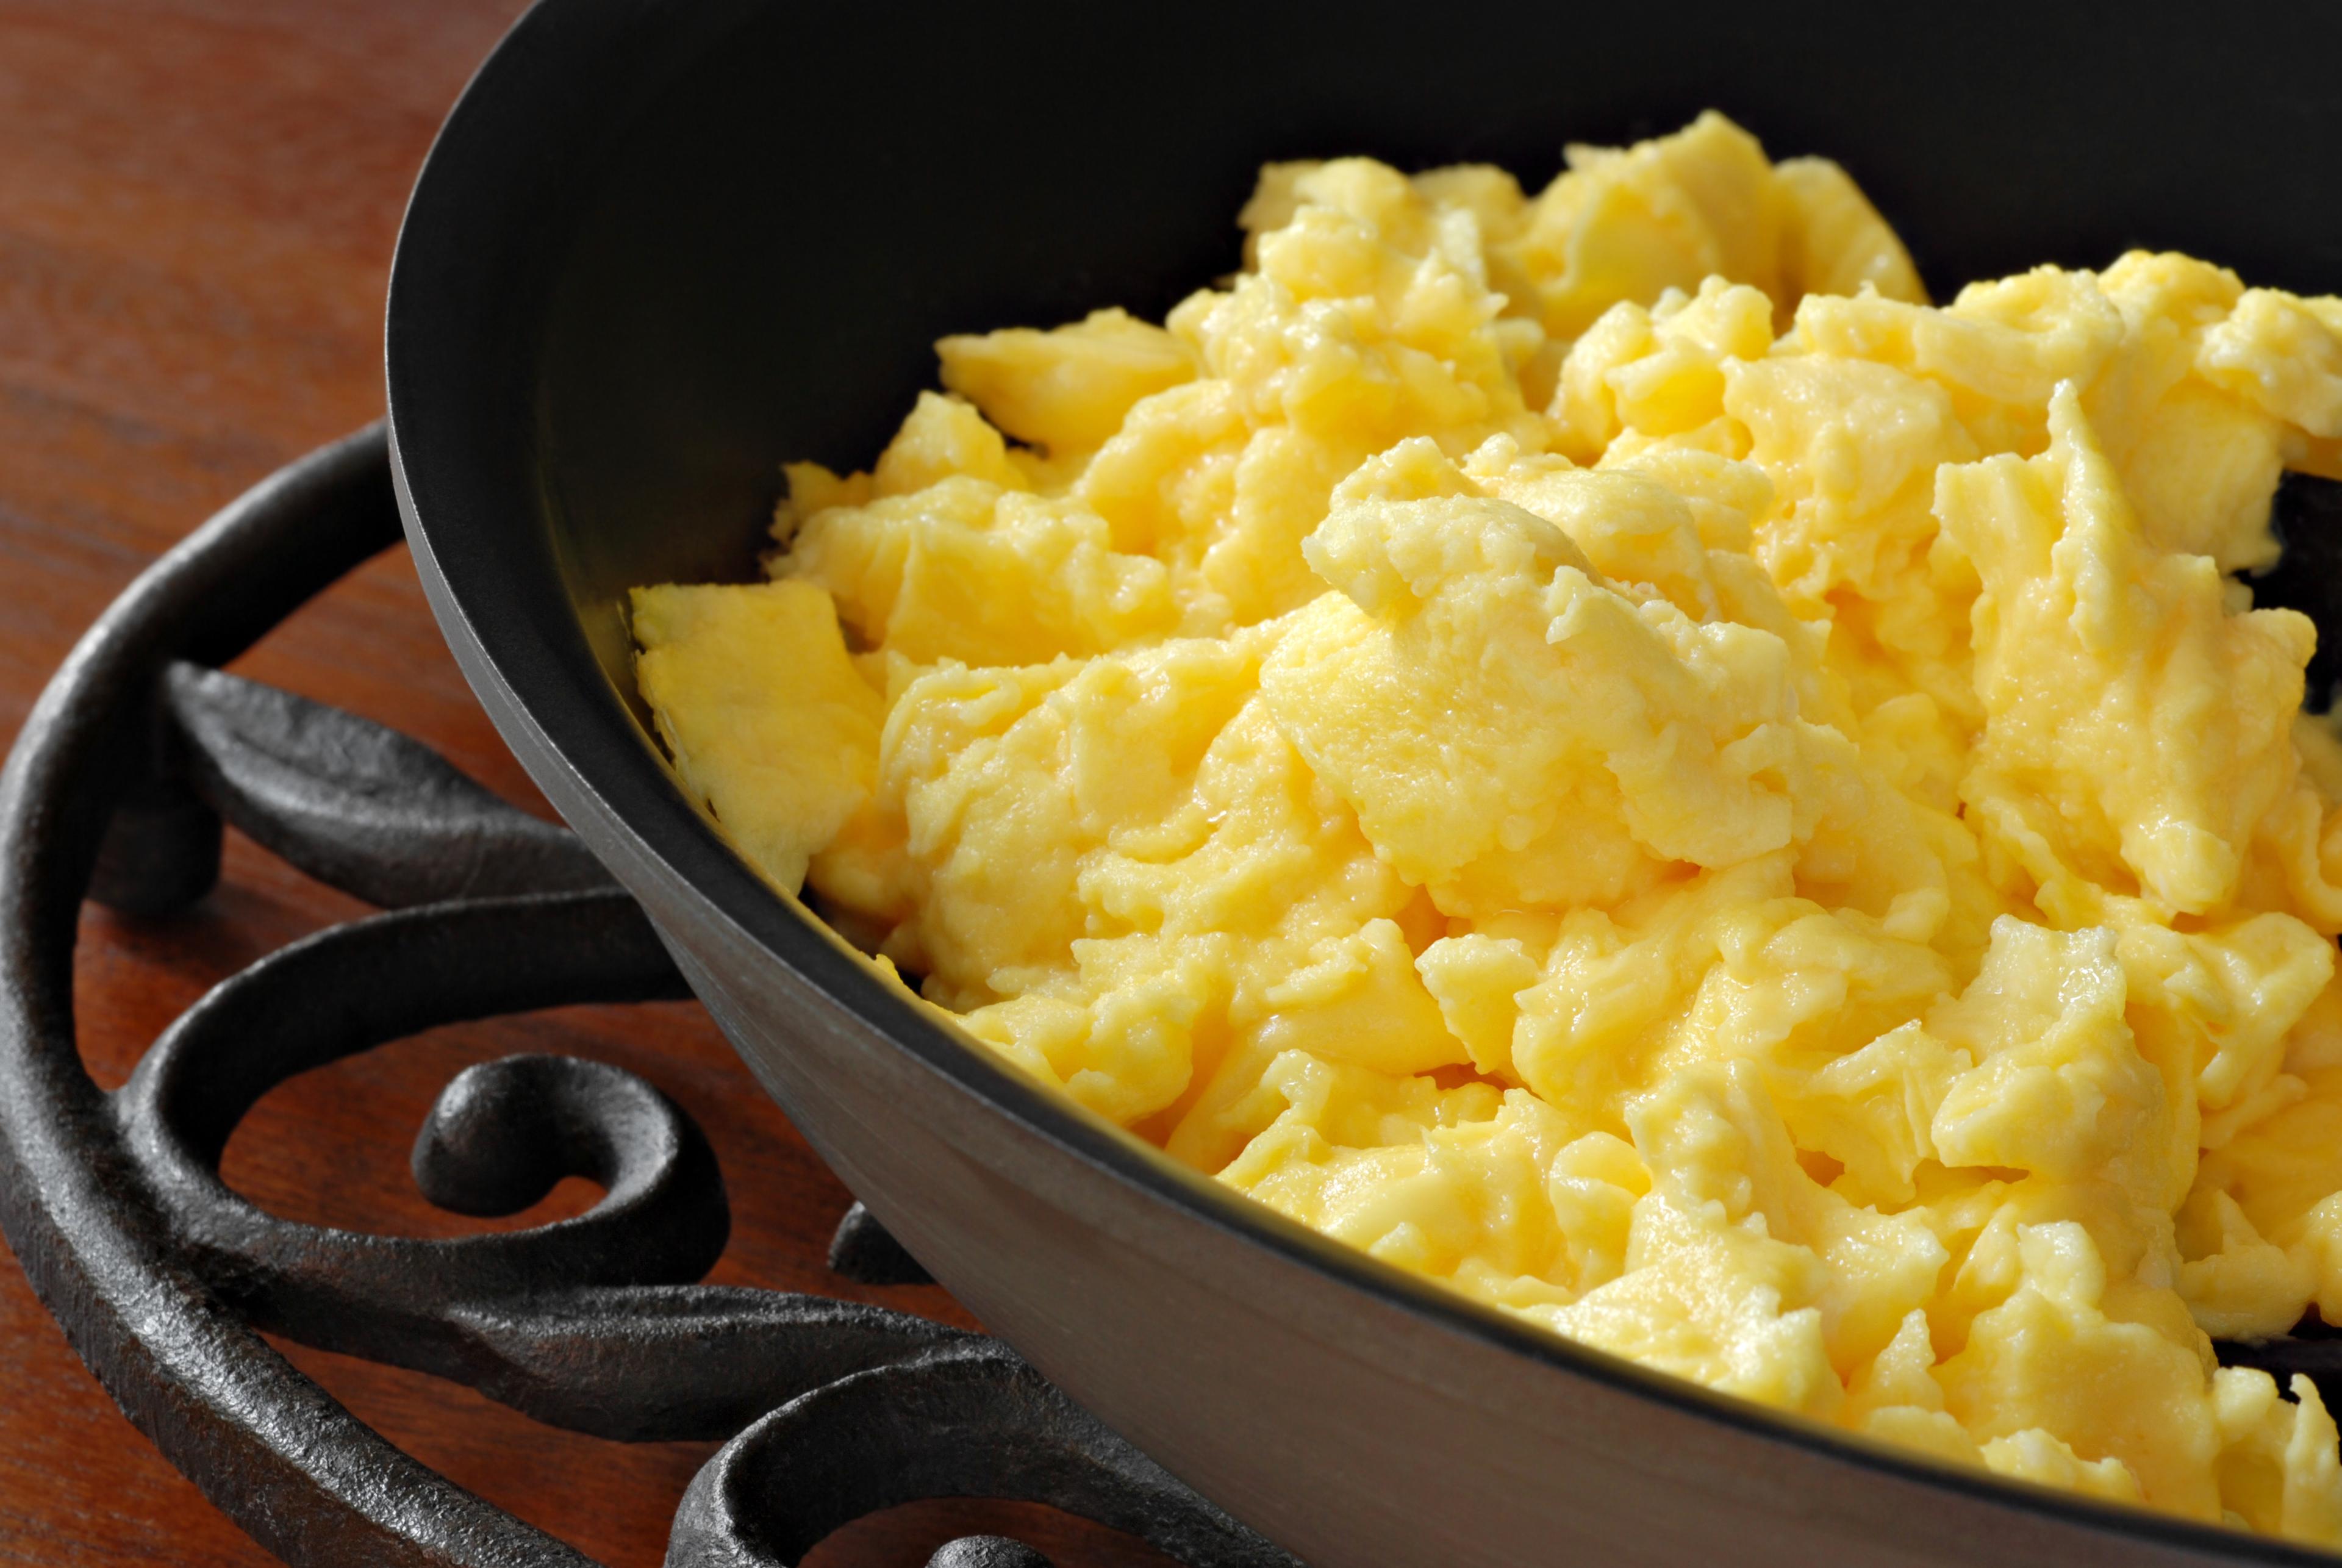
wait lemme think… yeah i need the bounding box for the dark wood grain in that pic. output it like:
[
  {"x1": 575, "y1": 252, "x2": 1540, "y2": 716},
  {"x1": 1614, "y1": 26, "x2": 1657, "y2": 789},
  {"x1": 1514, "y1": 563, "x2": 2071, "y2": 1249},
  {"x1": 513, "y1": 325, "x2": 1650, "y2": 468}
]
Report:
[{"x1": 0, "y1": 5, "x2": 1180, "y2": 1564}]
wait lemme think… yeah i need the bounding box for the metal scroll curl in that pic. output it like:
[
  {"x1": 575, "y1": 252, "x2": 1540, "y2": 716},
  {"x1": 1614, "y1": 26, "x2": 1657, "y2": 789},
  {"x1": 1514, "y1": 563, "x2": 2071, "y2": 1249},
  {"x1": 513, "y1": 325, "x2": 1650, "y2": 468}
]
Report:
[{"x1": 0, "y1": 426, "x2": 1295, "y2": 1568}]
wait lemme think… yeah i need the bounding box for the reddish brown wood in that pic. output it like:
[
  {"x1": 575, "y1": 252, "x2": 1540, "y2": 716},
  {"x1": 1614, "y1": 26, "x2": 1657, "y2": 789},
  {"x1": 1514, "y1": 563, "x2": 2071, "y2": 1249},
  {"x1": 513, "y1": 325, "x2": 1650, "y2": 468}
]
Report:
[{"x1": 0, "y1": 5, "x2": 1177, "y2": 1564}]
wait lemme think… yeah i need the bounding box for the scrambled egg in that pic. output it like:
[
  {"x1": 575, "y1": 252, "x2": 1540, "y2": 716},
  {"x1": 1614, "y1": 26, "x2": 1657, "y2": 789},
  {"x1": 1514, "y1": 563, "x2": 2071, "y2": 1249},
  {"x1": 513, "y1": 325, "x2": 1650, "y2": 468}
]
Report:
[{"x1": 631, "y1": 112, "x2": 2342, "y2": 1541}]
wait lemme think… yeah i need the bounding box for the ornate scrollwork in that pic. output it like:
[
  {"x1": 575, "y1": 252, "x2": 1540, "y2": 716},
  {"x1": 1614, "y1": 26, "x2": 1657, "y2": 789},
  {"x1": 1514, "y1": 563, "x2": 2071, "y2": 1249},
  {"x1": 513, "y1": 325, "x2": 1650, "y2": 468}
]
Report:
[
  {"x1": 0, "y1": 426, "x2": 1294, "y2": 1568},
  {"x1": 672, "y1": 1344, "x2": 1290, "y2": 1568}
]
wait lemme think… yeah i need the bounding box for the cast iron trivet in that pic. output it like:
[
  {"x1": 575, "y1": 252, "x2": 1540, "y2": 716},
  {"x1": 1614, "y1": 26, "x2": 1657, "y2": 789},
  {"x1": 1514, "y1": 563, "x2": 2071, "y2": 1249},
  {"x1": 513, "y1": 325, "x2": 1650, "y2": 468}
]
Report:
[{"x1": 0, "y1": 428, "x2": 1297, "y2": 1568}]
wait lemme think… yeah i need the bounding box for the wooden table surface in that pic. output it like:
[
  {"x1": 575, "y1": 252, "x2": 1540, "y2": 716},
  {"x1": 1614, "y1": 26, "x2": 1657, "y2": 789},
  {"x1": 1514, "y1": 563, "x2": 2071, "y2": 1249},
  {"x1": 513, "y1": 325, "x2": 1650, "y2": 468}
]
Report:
[{"x1": 0, "y1": 4, "x2": 1172, "y2": 1563}]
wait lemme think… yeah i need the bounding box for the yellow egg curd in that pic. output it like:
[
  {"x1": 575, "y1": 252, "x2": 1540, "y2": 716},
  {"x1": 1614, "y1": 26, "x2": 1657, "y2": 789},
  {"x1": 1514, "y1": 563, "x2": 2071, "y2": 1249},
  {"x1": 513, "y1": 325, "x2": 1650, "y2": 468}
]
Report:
[{"x1": 629, "y1": 112, "x2": 2342, "y2": 1539}]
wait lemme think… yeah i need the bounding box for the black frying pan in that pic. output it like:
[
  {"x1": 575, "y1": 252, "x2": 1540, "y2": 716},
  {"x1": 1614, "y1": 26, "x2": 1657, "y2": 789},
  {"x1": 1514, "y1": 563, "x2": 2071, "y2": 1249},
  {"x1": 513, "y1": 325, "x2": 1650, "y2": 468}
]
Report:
[{"x1": 387, "y1": 3, "x2": 2342, "y2": 1562}]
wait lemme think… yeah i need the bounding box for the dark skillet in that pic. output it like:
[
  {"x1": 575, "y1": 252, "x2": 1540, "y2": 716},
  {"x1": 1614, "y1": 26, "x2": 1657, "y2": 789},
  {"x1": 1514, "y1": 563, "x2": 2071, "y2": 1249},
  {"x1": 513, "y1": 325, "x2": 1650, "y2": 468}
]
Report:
[{"x1": 387, "y1": 2, "x2": 2342, "y2": 1563}]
